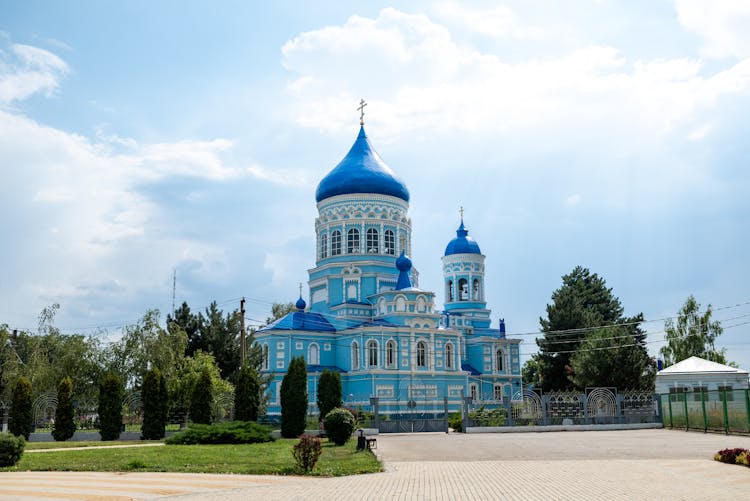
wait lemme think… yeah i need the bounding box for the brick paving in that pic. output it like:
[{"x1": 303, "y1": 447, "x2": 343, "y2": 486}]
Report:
[{"x1": 2, "y1": 429, "x2": 750, "y2": 500}]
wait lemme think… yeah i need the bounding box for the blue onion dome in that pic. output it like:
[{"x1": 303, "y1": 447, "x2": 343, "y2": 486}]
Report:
[
  {"x1": 295, "y1": 296, "x2": 307, "y2": 311},
  {"x1": 315, "y1": 126, "x2": 410, "y2": 203},
  {"x1": 395, "y1": 250, "x2": 413, "y2": 290},
  {"x1": 396, "y1": 250, "x2": 412, "y2": 271},
  {"x1": 444, "y1": 220, "x2": 482, "y2": 256}
]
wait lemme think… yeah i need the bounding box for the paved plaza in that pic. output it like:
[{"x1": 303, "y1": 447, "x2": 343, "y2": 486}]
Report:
[{"x1": 2, "y1": 429, "x2": 749, "y2": 500}]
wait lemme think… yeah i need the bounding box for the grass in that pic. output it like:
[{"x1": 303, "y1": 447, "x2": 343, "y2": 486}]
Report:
[
  {"x1": 25, "y1": 440, "x2": 162, "y2": 450},
  {"x1": 3, "y1": 439, "x2": 381, "y2": 476}
]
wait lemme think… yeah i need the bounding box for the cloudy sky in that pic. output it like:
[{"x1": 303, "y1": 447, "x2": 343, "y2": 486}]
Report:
[{"x1": 1, "y1": 0, "x2": 749, "y2": 369}]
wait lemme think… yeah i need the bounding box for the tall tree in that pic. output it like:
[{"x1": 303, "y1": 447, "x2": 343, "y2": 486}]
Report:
[
  {"x1": 537, "y1": 266, "x2": 646, "y2": 390},
  {"x1": 9, "y1": 376, "x2": 33, "y2": 439},
  {"x1": 281, "y1": 356, "x2": 308, "y2": 438},
  {"x1": 660, "y1": 295, "x2": 727, "y2": 367},
  {"x1": 266, "y1": 302, "x2": 295, "y2": 324},
  {"x1": 98, "y1": 373, "x2": 123, "y2": 441},
  {"x1": 316, "y1": 369, "x2": 342, "y2": 421},
  {"x1": 189, "y1": 367, "x2": 214, "y2": 424},
  {"x1": 234, "y1": 365, "x2": 260, "y2": 422},
  {"x1": 168, "y1": 302, "x2": 204, "y2": 355},
  {"x1": 141, "y1": 368, "x2": 167, "y2": 440},
  {"x1": 52, "y1": 376, "x2": 76, "y2": 441}
]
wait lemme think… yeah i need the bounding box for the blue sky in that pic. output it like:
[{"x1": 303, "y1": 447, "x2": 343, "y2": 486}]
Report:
[{"x1": 1, "y1": 0, "x2": 749, "y2": 370}]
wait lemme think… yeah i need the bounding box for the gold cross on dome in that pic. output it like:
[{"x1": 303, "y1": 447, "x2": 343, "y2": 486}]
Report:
[
  {"x1": 358, "y1": 99, "x2": 367, "y2": 125},
  {"x1": 299, "y1": 282, "x2": 303, "y2": 297},
  {"x1": 459, "y1": 206, "x2": 464, "y2": 220}
]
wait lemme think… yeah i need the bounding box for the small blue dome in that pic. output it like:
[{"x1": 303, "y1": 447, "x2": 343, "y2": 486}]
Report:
[
  {"x1": 395, "y1": 250, "x2": 413, "y2": 290},
  {"x1": 295, "y1": 296, "x2": 307, "y2": 311},
  {"x1": 396, "y1": 251, "x2": 412, "y2": 272},
  {"x1": 444, "y1": 220, "x2": 482, "y2": 256},
  {"x1": 315, "y1": 126, "x2": 410, "y2": 203}
]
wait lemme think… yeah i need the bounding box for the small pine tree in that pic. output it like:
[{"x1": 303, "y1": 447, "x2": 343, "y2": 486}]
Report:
[
  {"x1": 9, "y1": 377, "x2": 32, "y2": 439},
  {"x1": 316, "y1": 369, "x2": 342, "y2": 422},
  {"x1": 189, "y1": 368, "x2": 213, "y2": 424},
  {"x1": 281, "y1": 356, "x2": 308, "y2": 438},
  {"x1": 141, "y1": 368, "x2": 167, "y2": 440},
  {"x1": 234, "y1": 365, "x2": 260, "y2": 422},
  {"x1": 52, "y1": 376, "x2": 76, "y2": 441},
  {"x1": 98, "y1": 373, "x2": 123, "y2": 441}
]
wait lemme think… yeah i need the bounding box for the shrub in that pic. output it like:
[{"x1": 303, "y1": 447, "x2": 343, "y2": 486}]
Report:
[
  {"x1": 316, "y1": 369, "x2": 342, "y2": 422},
  {"x1": 165, "y1": 421, "x2": 273, "y2": 445},
  {"x1": 469, "y1": 405, "x2": 506, "y2": 427},
  {"x1": 189, "y1": 368, "x2": 213, "y2": 425},
  {"x1": 234, "y1": 365, "x2": 260, "y2": 422},
  {"x1": 448, "y1": 412, "x2": 463, "y2": 432},
  {"x1": 9, "y1": 377, "x2": 32, "y2": 440},
  {"x1": 281, "y1": 356, "x2": 308, "y2": 438},
  {"x1": 141, "y1": 368, "x2": 168, "y2": 440},
  {"x1": 293, "y1": 434, "x2": 322, "y2": 473},
  {"x1": 0, "y1": 433, "x2": 25, "y2": 467},
  {"x1": 714, "y1": 448, "x2": 750, "y2": 464},
  {"x1": 52, "y1": 376, "x2": 76, "y2": 442},
  {"x1": 98, "y1": 373, "x2": 123, "y2": 441},
  {"x1": 323, "y1": 407, "x2": 356, "y2": 446},
  {"x1": 737, "y1": 451, "x2": 750, "y2": 467}
]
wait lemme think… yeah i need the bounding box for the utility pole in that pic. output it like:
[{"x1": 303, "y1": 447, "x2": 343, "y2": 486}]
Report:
[
  {"x1": 240, "y1": 297, "x2": 246, "y2": 368},
  {"x1": 171, "y1": 269, "x2": 176, "y2": 317}
]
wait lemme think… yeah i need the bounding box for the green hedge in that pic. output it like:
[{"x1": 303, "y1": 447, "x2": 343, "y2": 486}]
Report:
[
  {"x1": 323, "y1": 408, "x2": 355, "y2": 446},
  {"x1": 166, "y1": 421, "x2": 274, "y2": 445},
  {"x1": 0, "y1": 433, "x2": 25, "y2": 467}
]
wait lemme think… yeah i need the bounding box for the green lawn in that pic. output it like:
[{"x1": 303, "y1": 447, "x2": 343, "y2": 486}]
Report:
[
  {"x1": 25, "y1": 440, "x2": 162, "y2": 450},
  {"x1": 4, "y1": 439, "x2": 381, "y2": 476}
]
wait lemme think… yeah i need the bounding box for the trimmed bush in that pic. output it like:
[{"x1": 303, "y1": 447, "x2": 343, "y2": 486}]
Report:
[
  {"x1": 9, "y1": 377, "x2": 32, "y2": 440},
  {"x1": 234, "y1": 365, "x2": 260, "y2": 422},
  {"x1": 165, "y1": 421, "x2": 273, "y2": 445},
  {"x1": 52, "y1": 376, "x2": 76, "y2": 441},
  {"x1": 448, "y1": 412, "x2": 463, "y2": 432},
  {"x1": 293, "y1": 434, "x2": 322, "y2": 473},
  {"x1": 98, "y1": 373, "x2": 123, "y2": 441},
  {"x1": 714, "y1": 448, "x2": 750, "y2": 464},
  {"x1": 141, "y1": 368, "x2": 167, "y2": 440},
  {"x1": 281, "y1": 356, "x2": 308, "y2": 438},
  {"x1": 323, "y1": 407, "x2": 356, "y2": 446},
  {"x1": 0, "y1": 433, "x2": 25, "y2": 467},
  {"x1": 737, "y1": 451, "x2": 750, "y2": 466},
  {"x1": 189, "y1": 368, "x2": 213, "y2": 425},
  {"x1": 316, "y1": 369, "x2": 342, "y2": 422}
]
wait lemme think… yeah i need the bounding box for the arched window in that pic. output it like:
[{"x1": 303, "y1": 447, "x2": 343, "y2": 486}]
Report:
[
  {"x1": 320, "y1": 233, "x2": 328, "y2": 259},
  {"x1": 384, "y1": 230, "x2": 395, "y2": 255},
  {"x1": 448, "y1": 280, "x2": 454, "y2": 302},
  {"x1": 366, "y1": 228, "x2": 379, "y2": 253},
  {"x1": 445, "y1": 343, "x2": 453, "y2": 369},
  {"x1": 395, "y1": 296, "x2": 406, "y2": 312},
  {"x1": 347, "y1": 228, "x2": 360, "y2": 253},
  {"x1": 308, "y1": 343, "x2": 319, "y2": 365},
  {"x1": 458, "y1": 278, "x2": 468, "y2": 301},
  {"x1": 473, "y1": 279, "x2": 480, "y2": 300},
  {"x1": 496, "y1": 349, "x2": 504, "y2": 372},
  {"x1": 416, "y1": 341, "x2": 427, "y2": 368},
  {"x1": 470, "y1": 383, "x2": 478, "y2": 401},
  {"x1": 331, "y1": 230, "x2": 342, "y2": 255},
  {"x1": 262, "y1": 344, "x2": 269, "y2": 370},
  {"x1": 367, "y1": 339, "x2": 378, "y2": 367},
  {"x1": 351, "y1": 341, "x2": 359, "y2": 370},
  {"x1": 386, "y1": 340, "x2": 396, "y2": 368}
]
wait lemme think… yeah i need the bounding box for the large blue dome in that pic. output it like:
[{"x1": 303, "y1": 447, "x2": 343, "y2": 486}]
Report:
[
  {"x1": 315, "y1": 126, "x2": 410, "y2": 203},
  {"x1": 444, "y1": 220, "x2": 482, "y2": 256}
]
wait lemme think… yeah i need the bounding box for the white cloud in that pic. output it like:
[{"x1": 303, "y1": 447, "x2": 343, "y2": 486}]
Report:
[
  {"x1": 0, "y1": 42, "x2": 69, "y2": 103},
  {"x1": 674, "y1": 0, "x2": 750, "y2": 59},
  {"x1": 434, "y1": 1, "x2": 543, "y2": 39}
]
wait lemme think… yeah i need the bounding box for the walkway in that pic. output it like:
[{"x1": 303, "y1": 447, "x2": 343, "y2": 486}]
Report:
[{"x1": 1, "y1": 429, "x2": 749, "y2": 500}]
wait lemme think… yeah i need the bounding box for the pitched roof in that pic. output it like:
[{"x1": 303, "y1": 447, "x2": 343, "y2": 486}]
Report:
[{"x1": 658, "y1": 356, "x2": 748, "y2": 375}]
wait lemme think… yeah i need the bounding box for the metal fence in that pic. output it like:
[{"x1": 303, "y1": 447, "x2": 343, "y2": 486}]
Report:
[{"x1": 660, "y1": 389, "x2": 750, "y2": 434}]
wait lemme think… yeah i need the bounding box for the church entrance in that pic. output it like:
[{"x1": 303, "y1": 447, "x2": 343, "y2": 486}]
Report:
[{"x1": 371, "y1": 395, "x2": 450, "y2": 433}]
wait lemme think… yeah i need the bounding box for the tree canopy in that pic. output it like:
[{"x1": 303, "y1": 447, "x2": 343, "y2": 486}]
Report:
[{"x1": 660, "y1": 295, "x2": 727, "y2": 367}]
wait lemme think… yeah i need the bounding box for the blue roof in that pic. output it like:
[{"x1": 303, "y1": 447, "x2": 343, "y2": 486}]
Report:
[
  {"x1": 444, "y1": 220, "x2": 481, "y2": 256},
  {"x1": 461, "y1": 363, "x2": 481, "y2": 375},
  {"x1": 307, "y1": 365, "x2": 347, "y2": 374},
  {"x1": 315, "y1": 126, "x2": 410, "y2": 203},
  {"x1": 258, "y1": 311, "x2": 336, "y2": 332}
]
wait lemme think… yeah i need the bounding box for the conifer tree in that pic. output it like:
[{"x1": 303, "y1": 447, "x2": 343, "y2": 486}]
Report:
[
  {"x1": 52, "y1": 376, "x2": 76, "y2": 441},
  {"x1": 141, "y1": 368, "x2": 167, "y2": 439},
  {"x1": 9, "y1": 377, "x2": 33, "y2": 439},
  {"x1": 98, "y1": 373, "x2": 123, "y2": 441},
  {"x1": 234, "y1": 365, "x2": 260, "y2": 421},
  {"x1": 189, "y1": 368, "x2": 213, "y2": 424},
  {"x1": 281, "y1": 356, "x2": 308, "y2": 438},
  {"x1": 316, "y1": 369, "x2": 342, "y2": 421}
]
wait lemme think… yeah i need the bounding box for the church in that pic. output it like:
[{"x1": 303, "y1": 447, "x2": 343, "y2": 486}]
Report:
[{"x1": 256, "y1": 109, "x2": 522, "y2": 416}]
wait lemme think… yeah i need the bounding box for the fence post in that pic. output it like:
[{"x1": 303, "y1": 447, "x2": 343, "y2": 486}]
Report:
[
  {"x1": 683, "y1": 392, "x2": 689, "y2": 431},
  {"x1": 745, "y1": 389, "x2": 750, "y2": 434},
  {"x1": 444, "y1": 397, "x2": 449, "y2": 434},
  {"x1": 699, "y1": 390, "x2": 707, "y2": 432},
  {"x1": 722, "y1": 390, "x2": 729, "y2": 435},
  {"x1": 370, "y1": 397, "x2": 379, "y2": 431},
  {"x1": 667, "y1": 395, "x2": 673, "y2": 428}
]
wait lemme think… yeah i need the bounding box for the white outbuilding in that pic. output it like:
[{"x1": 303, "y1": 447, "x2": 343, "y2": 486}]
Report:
[{"x1": 655, "y1": 356, "x2": 749, "y2": 394}]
